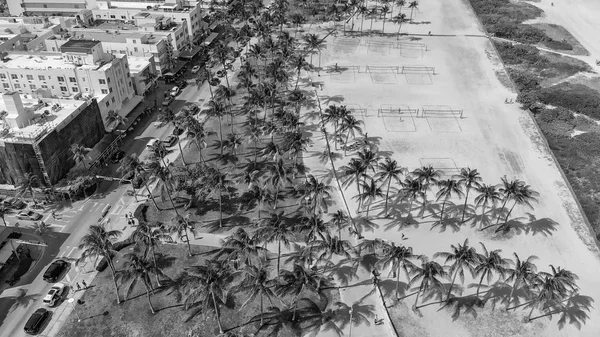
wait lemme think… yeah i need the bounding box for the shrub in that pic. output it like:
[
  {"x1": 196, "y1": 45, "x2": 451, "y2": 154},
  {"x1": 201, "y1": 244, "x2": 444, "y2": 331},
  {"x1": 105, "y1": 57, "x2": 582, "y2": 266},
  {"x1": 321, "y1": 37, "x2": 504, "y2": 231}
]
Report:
[
  {"x1": 494, "y1": 42, "x2": 546, "y2": 66},
  {"x1": 517, "y1": 91, "x2": 541, "y2": 110},
  {"x1": 536, "y1": 83, "x2": 600, "y2": 119},
  {"x1": 543, "y1": 39, "x2": 573, "y2": 51}
]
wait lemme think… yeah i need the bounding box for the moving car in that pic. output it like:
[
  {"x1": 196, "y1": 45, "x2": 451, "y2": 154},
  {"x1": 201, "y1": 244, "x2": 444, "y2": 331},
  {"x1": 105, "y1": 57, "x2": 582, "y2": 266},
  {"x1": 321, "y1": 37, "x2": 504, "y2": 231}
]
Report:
[
  {"x1": 162, "y1": 135, "x2": 178, "y2": 147},
  {"x1": 191, "y1": 65, "x2": 201, "y2": 74},
  {"x1": 161, "y1": 95, "x2": 174, "y2": 106},
  {"x1": 24, "y1": 308, "x2": 49, "y2": 335},
  {"x1": 110, "y1": 150, "x2": 126, "y2": 164},
  {"x1": 170, "y1": 86, "x2": 181, "y2": 97},
  {"x1": 3, "y1": 197, "x2": 26, "y2": 209},
  {"x1": 146, "y1": 138, "x2": 160, "y2": 149},
  {"x1": 43, "y1": 283, "x2": 66, "y2": 307},
  {"x1": 42, "y1": 260, "x2": 68, "y2": 282},
  {"x1": 16, "y1": 210, "x2": 42, "y2": 221}
]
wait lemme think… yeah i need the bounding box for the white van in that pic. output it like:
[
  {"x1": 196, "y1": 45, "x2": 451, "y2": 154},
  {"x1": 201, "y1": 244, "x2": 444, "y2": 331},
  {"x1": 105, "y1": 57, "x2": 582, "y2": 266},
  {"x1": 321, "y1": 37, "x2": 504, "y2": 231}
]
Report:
[{"x1": 146, "y1": 138, "x2": 159, "y2": 148}]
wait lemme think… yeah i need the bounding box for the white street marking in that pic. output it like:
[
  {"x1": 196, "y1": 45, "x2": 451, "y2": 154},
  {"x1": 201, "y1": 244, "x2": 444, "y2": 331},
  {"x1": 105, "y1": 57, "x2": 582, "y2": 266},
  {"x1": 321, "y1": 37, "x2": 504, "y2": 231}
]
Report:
[{"x1": 111, "y1": 205, "x2": 124, "y2": 215}]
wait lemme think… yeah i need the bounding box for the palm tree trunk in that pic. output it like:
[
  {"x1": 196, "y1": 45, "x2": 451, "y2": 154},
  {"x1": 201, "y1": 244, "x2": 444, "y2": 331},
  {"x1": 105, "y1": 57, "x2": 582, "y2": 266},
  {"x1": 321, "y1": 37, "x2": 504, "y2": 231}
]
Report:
[
  {"x1": 218, "y1": 115, "x2": 224, "y2": 156},
  {"x1": 177, "y1": 139, "x2": 186, "y2": 166},
  {"x1": 395, "y1": 265, "x2": 401, "y2": 298},
  {"x1": 446, "y1": 268, "x2": 459, "y2": 300},
  {"x1": 151, "y1": 244, "x2": 161, "y2": 287},
  {"x1": 212, "y1": 291, "x2": 224, "y2": 334},
  {"x1": 277, "y1": 239, "x2": 281, "y2": 274},
  {"x1": 360, "y1": 15, "x2": 365, "y2": 32},
  {"x1": 527, "y1": 303, "x2": 536, "y2": 321},
  {"x1": 408, "y1": 199, "x2": 413, "y2": 217},
  {"x1": 496, "y1": 198, "x2": 510, "y2": 225},
  {"x1": 219, "y1": 189, "x2": 223, "y2": 227},
  {"x1": 383, "y1": 18, "x2": 386, "y2": 32},
  {"x1": 143, "y1": 180, "x2": 160, "y2": 211},
  {"x1": 479, "y1": 203, "x2": 487, "y2": 229},
  {"x1": 385, "y1": 178, "x2": 391, "y2": 217},
  {"x1": 260, "y1": 295, "x2": 264, "y2": 325},
  {"x1": 184, "y1": 227, "x2": 193, "y2": 256},
  {"x1": 365, "y1": 202, "x2": 371, "y2": 217},
  {"x1": 476, "y1": 271, "x2": 486, "y2": 296},
  {"x1": 503, "y1": 200, "x2": 518, "y2": 224},
  {"x1": 461, "y1": 188, "x2": 470, "y2": 222},
  {"x1": 413, "y1": 285, "x2": 422, "y2": 308},
  {"x1": 107, "y1": 260, "x2": 121, "y2": 304},
  {"x1": 505, "y1": 280, "x2": 519, "y2": 310},
  {"x1": 144, "y1": 280, "x2": 156, "y2": 313},
  {"x1": 439, "y1": 199, "x2": 447, "y2": 223}
]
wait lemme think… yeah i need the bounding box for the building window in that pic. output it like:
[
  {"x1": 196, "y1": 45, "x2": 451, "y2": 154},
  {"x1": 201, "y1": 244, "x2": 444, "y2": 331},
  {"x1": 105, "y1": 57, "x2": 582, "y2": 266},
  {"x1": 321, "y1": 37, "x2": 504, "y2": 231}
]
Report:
[
  {"x1": 128, "y1": 81, "x2": 132, "y2": 87},
  {"x1": 112, "y1": 97, "x2": 115, "y2": 103},
  {"x1": 11, "y1": 74, "x2": 17, "y2": 79},
  {"x1": 0, "y1": 74, "x2": 5, "y2": 79},
  {"x1": 85, "y1": 88, "x2": 89, "y2": 92},
  {"x1": 38, "y1": 75, "x2": 45, "y2": 80},
  {"x1": 109, "y1": 87, "x2": 113, "y2": 93},
  {"x1": 110, "y1": 15, "x2": 116, "y2": 19},
  {"x1": 41, "y1": 85, "x2": 47, "y2": 89},
  {"x1": 96, "y1": 15, "x2": 101, "y2": 19},
  {"x1": 132, "y1": 40, "x2": 136, "y2": 44},
  {"x1": 134, "y1": 47, "x2": 138, "y2": 52},
  {"x1": 69, "y1": 77, "x2": 76, "y2": 82},
  {"x1": 57, "y1": 76, "x2": 65, "y2": 82},
  {"x1": 101, "y1": 89, "x2": 108, "y2": 94},
  {"x1": 14, "y1": 84, "x2": 20, "y2": 88},
  {"x1": 119, "y1": 50, "x2": 125, "y2": 54},
  {"x1": 60, "y1": 86, "x2": 67, "y2": 91},
  {"x1": 52, "y1": 47, "x2": 56, "y2": 52},
  {"x1": 99, "y1": 79, "x2": 106, "y2": 84},
  {"x1": 121, "y1": 16, "x2": 126, "y2": 19},
  {"x1": 29, "y1": 84, "x2": 36, "y2": 89},
  {"x1": 72, "y1": 87, "x2": 78, "y2": 92},
  {"x1": 106, "y1": 101, "x2": 110, "y2": 107},
  {"x1": 111, "y1": 50, "x2": 116, "y2": 54},
  {"x1": 107, "y1": 77, "x2": 111, "y2": 83},
  {"x1": 2, "y1": 83, "x2": 9, "y2": 88}
]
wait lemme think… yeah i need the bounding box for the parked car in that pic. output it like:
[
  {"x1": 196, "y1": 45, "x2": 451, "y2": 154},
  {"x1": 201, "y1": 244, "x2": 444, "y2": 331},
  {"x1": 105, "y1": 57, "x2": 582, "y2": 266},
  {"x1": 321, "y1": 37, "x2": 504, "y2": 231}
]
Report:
[
  {"x1": 177, "y1": 80, "x2": 188, "y2": 89},
  {"x1": 162, "y1": 95, "x2": 174, "y2": 106},
  {"x1": 42, "y1": 260, "x2": 68, "y2": 282},
  {"x1": 146, "y1": 138, "x2": 160, "y2": 149},
  {"x1": 170, "y1": 86, "x2": 181, "y2": 97},
  {"x1": 191, "y1": 65, "x2": 201, "y2": 74},
  {"x1": 184, "y1": 103, "x2": 199, "y2": 115},
  {"x1": 16, "y1": 210, "x2": 42, "y2": 221},
  {"x1": 3, "y1": 197, "x2": 25, "y2": 209},
  {"x1": 172, "y1": 127, "x2": 184, "y2": 136},
  {"x1": 162, "y1": 135, "x2": 178, "y2": 147},
  {"x1": 24, "y1": 308, "x2": 49, "y2": 335},
  {"x1": 43, "y1": 283, "x2": 66, "y2": 307},
  {"x1": 110, "y1": 150, "x2": 126, "y2": 164},
  {"x1": 132, "y1": 176, "x2": 145, "y2": 189}
]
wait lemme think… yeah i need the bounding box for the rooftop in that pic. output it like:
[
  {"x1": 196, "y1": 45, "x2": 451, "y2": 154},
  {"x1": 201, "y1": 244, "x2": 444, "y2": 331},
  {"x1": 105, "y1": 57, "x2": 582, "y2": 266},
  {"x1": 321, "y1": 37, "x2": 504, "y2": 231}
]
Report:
[
  {"x1": 0, "y1": 96, "x2": 97, "y2": 143},
  {"x1": 0, "y1": 53, "x2": 99, "y2": 71},
  {"x1": 127, "y1": 57, "x2": 152, "y2": 74},
  {"x1": 59, "y1": 39, "x2": 100, "y2": 53},
  {"x1": 72, "y1": 31, "x2": 160, "y2": 44}
]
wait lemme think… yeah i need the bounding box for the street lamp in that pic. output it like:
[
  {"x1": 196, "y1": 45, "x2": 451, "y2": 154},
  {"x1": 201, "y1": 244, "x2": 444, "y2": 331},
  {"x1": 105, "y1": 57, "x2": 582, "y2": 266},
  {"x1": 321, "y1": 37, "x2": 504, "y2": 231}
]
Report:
[
  {"x1": 348, "y1": 307, "x2": 353, "y2": 337},
  {"x1": 67, "y1": 298, "x2": 81, "y2": 322}
]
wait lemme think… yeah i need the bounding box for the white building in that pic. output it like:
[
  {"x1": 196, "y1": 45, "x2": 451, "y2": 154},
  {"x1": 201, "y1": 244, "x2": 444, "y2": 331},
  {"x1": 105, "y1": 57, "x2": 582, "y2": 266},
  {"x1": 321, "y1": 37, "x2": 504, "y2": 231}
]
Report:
[
  {"x1": 6, "y1": 0, "x2": 98, "y2": 16},
  {"x1": 0, "y1": 40, "x2": 138, "y2": 130}
]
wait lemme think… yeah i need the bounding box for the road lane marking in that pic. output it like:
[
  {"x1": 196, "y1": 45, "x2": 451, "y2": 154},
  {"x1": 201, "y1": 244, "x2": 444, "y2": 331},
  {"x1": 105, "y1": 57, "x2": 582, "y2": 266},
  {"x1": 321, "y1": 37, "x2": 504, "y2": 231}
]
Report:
[{"x1": 111, "y1": 205, "x2": 124, "y2": 215}]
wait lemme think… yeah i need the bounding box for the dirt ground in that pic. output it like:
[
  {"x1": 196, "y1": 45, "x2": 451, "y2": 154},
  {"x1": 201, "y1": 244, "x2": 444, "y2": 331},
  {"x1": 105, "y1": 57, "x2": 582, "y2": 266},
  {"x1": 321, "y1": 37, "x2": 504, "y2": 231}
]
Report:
[{"x1": 299, "y1": 0, "x2": 600, "y2": 336}]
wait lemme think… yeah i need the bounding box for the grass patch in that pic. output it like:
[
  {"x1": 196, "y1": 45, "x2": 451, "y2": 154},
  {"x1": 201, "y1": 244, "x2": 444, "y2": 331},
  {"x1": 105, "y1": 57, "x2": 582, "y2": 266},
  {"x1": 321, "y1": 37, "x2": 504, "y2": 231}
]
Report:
[
  {"x1": 531, "y1": 23, "x2": 589, "y2": 55},
  {"x1": 536, "y1": 82, "x2": 600, "y2": 119}
]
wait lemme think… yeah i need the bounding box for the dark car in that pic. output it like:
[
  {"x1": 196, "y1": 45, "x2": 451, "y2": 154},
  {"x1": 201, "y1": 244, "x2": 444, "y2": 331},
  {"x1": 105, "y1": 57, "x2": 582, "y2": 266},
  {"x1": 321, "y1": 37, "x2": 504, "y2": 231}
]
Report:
[
  {"x1": 172, "y1": 127, "x2": 184, "y2": 136},
  {"x1": 184, "y1": 103, "x2": 199, "y2": 115},
  {"x1": 3, "y1": 197, "x2": 26, "y2": 209},
  {"x1": 24, "y1": 308, "x2": 49, "y2": 335},
  {"x1": 178, "y1": 80, "x2": 188, "y2": 89},
  {"x1": 42, "y1": 260, "x2": 68, "y2": 282},
  {"x1": 111, "y1": 150, "x2": 126, "y2": 164},
  {"x1": 162, "y1": 95, "x2": 174, "y2": 106}
]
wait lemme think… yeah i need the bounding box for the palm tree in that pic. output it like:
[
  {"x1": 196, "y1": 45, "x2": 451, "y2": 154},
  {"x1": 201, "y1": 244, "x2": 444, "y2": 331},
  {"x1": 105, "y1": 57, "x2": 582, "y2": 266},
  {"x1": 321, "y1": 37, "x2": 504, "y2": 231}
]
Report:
[
  {"x1": 8, "y1": 289, "x2": 37, "y2": 312},
  {"x1": 289, "y1": 54, "x2": 312, "y2": 89},
  {"x1": 411, "y1": 166, "x2": 442, "y2": 217},
  {"x1": 116, "y1": 252, "x2": 164, "y2": 313},
  {"x1": 377, "y1": 242, "x2": 418, "y2": 299},
  {"x1": 0, "y1": 205, "x2": 7, "y2": 226},
  {"x1": 505, "y1": 253, "x2": 538, "y2": 310},
  {"x1": 340, "y1": 159, "x2": 366, "y2": 196},
  {"x1": 526, "y1": 266, "x2": 578, "y2": 321},
  {"x1": 17, "y1": 172, "x2": 39, "y2": 204},
  {"x1": 302, "y1": 175, "x2": 332, "y2": 214},
  {"x1": 312, "y1": 234, "x2": 354, "y2": 264},
  {"x1": 78, "y1": 224, "x2": 122, "y2": 303},
  {"x1": 502, "y1": 183, "x2": 538, "y2": 225},
  {"x1": 401, "y1": 177, "x2": 424, "y2": 217},
  {"x1": 266, "y1": 159, "x2": 290, "y2": 209},
  {"x1": 170, "y1": 214, "x2": 196, "y2": 257},
  {"x1": 495, "y1": 176, "x2": 524, "y2": 226},
  {"x1": 354, "y1": 177, "x2": 383, "y2": 217},
  {"x1": 376, "y1": 157, "x2": 406, "y2": 217},
  {"x1": 205, "y1": 99, "x2": 227, "y2": 155},
  {"x1": 433, "y1": 239, "x2": 479, "y2": 300},
  {"x1": 105, "y1": 110, "x2": 128, "y2": 131},
  {"x1": 172, "y1": 260, "x2": 233, "y2": 334},
  {"x1": 277, "y1": 264, "x2": 331, "y2": 320},
  {"x1": 303, "y1": 33, "x2": 325, "y2": 67},
  {"x1": 117, "y1": 154, "x2": 159, "y2": 210},
  {"x1": 357, "y1": 6, "x2": 369, "y2": 32},
  {"x1": 454, "y1": 168, "x2": 482, "y2": 222},
  {"x1": 296, "y1": 214, "x2": 330, "y2": 248},
  {"x1": 339, "y1": 115, "x2": 363, "y2": 155},
  {"x1": 473, "y1": 183, "x2": 501, "y2": 228},
  {"x1": 329, "y1": 210, "x2": 349, "y2": 239},
  {"x1": 256, "y1": 211, "x2": 293, "y2": 274},
  {"x1": 435, "y1": 179, "x2": 464, "y2": 223},
  {"x1": 381, "y1": 5, "x2": 391, "y2": 32},
  {"x1": 206, "y1": 169, "x2": 234, "y2": 228},
  {"x1": 394, "y1": 13, "x2": 409, "y2": 39},
  {"x1": 408, "y1": 0, "x2": 419, "y2": 22},
  {"x1": 215, "y1": 228, "x2": 267, "y2": 267},
  {"x1": 235, "y1": 263, "x2": 279, "y2": 326},
  {"x1": 409, "y1": 256, "x2": 448, "y2": 308},
  {"x1": 131, "y1": 221, "x2": 172, "y2": 287},
  {"x1": 474, "y1": 243, "x2": 510, "y2": 296},
  {"x1": 71, "y1": 144, "x2": 92, "y2": 170}
]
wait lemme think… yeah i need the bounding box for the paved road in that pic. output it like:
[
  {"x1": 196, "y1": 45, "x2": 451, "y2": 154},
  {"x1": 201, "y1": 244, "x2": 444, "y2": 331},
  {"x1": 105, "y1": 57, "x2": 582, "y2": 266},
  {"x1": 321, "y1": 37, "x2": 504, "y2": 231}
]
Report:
[{"x1": 0, "y1": 71, "x2": 207, "y2": 337}]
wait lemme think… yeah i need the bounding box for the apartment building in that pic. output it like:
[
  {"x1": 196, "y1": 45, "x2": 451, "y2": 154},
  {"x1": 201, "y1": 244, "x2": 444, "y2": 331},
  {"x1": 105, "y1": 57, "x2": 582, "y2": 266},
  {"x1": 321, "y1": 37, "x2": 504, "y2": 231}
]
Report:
[
  {"x1": 6, "y1": 0, "x2": 98, "y2": 16},
  {"x1": 0, "y1": 40, "x2": 136, "y2": 130},
  {"x1": 0, "y1": 92, "x2": 104, "y2": 186}
]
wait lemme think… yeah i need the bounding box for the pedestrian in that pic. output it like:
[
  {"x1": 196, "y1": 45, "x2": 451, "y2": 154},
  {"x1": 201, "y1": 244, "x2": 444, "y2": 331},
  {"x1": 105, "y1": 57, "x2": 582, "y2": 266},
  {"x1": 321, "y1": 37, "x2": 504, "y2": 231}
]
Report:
[
  {"x1": 82, "y1": 280, "x2": 87, "y2": 288},
  {"x1": 51, "y1": 211, "x2": 56, "y2": 219},
  {"x1": 76, "y1": 282, "x2": 81, "y2": 291},
  {"x1": 374, "y1": 315, "x2": 379, "y2": 324}
]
